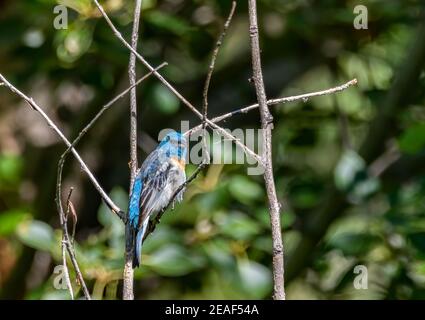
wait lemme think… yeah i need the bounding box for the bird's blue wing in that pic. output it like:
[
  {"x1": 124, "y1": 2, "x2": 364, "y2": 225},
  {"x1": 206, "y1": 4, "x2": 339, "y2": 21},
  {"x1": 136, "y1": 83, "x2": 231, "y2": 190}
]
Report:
[
  {"x1": 137, "y1": 156, "x2": 171, "y2": 225},
  {"x1": 128, "y1": 149, "x2": 172, "y2": 228},
  {"x1": 128, "y1": 170, "x2": 143, "y2": 229},
  {"x1": 129, "y1": 150, "x2": 173, "y2": 268}
]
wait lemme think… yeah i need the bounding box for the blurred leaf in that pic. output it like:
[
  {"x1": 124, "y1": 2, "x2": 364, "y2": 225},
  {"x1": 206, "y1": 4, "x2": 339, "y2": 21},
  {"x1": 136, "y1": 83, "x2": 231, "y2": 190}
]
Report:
[
  {"x1": 201, "y1": 239, "x2": 235, "y2": 270},
  {"x1": 0, "y1": 210, "x2": 28, "y2": 236},
  {"x1": 328, "y1": 232, "x2": 379, "y2": 256},
  {"x1": 0, "y1": 154, "x2": 23, "y2": 186},
  {"x1": 41, "y1": 289, "x2": 72, "y2": 300},
  {"x1": 238, "y1": 260, "x2": 272, "y2": 298},
  {"x1": 197, "y1": 185, "x2": 230, "y2": 213},
  {"x1": 150, "y1": 84, "x2": 180, "y2": 114},
  {"x1": 398, "y1": 124, "x2": 425, "y2": 154},
  {"x1": 16, "y1": 220, "x2": 55, "y2": 252},
  {"x1": 291, "y1": 188, "x2": 320, "y2": 208},
  {"x1": 349, "y1": 177, "x2": 380, "y2": 203},
  {"x1": 98, "y1": 186, "x2": 127, "y2": 249},
  {"x1": 281, "y1": 210, "x2": 296, "y2": 228},
  {"x1": 55, "y1": 21, "x2": 93, "y2": 63},
  {"x1": 217, "y1": 212, "x2": 261, "y2": 240},
  {"x1": 334, "y1": 149, "x2": 380, "y2": 202},
  {"x1": 98, "y1": 187, "x2": 127, "y2": 228},
  {"x1": 252, "y1": 236, "x2": 273, "y2": 253},
  {"x1": 58, "y1": 0, "x2": 93, "y2": 17},
  {"x1": 334, "y1": 150, "x2": 365, "y2": 192},
  {"x1": 142, "y1": 225, "x2": 182, "y2": 253},
  {"x1": 228, "y1": 176, "x2": 263, "y2": 204},
  {"x1": 145, "y1": 11, "x2": 192, "y2": 36},
  {"x1": 254, "y1": 208, "x2": 270, "y2": 229},
  {"x1": 407, "y1": 232, "x2": 425, "y2": 254},
  {"x1": 146, "y1": 244, "x2": 205, "y2": 276}
]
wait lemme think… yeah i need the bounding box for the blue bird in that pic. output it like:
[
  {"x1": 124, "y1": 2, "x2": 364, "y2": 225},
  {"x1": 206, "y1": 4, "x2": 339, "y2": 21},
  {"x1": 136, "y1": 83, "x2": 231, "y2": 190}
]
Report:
[{"x1": 128, "y1": 131, "x2": 187, "y2": 268}]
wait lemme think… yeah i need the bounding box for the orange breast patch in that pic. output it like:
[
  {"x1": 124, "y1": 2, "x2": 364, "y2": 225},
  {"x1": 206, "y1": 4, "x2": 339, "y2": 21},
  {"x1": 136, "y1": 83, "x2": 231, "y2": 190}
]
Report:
[{"x1": 171, "y1": 157, "x2": 186, "y2": 171}]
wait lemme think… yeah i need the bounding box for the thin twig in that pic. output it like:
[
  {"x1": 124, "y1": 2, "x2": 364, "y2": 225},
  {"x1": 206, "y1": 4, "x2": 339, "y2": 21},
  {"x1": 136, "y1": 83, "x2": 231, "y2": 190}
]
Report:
[
  {"x1": 248, "y1": 0, "x2": 285, "y2": 300},
  {"x1": 143, "y1": 3, "x2": 237, "y2": 242},
  {"x1": 124, "y1": 0, "x2": 143, "y2": 301},
  {"x1": 59, "y1": 188, "x2": 91, "y2": 299},
  {"x1": 187, "y1": 79, "x2": 358, "y2": 135},
  {"x1": 61, "y1": 240, "x2": 74, "y2": 300},
  {"x1": 129, "y1": 0, "x2": 143, "y2": 183},
  {"x1": 56, "y1": 62, "x2": 166, "y2": 231},
  {"x1": 0, "y1": 73, "x2": 122, "y2": 216},
  {"x1": 66, "y1": 191, "x2": 78, "y2": 245},
  {"x1": 63, "y1": 239, "x2": 91, "y2": 299},
  {"x1": 92, "y1": 0, "x2": 262, "y2": 166},
  {"x1": 64, "y1": 62, "x2": 167, "y2": 162},
  {"x1": 202, "y1": 1, "x2": 236, "y2": 122},
  {"x1": 61, "y1": 189, "x2": 74, "y2": 300},
  {"x1": 201, "y1": 2, "x2": 236, "y2": 165}
]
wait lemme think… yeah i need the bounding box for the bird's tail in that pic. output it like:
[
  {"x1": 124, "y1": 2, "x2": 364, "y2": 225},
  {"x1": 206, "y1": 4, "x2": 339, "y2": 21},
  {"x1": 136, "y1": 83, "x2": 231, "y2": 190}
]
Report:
[{"x1": 132, "y1": 219, "x2": 149, "y2": 268}]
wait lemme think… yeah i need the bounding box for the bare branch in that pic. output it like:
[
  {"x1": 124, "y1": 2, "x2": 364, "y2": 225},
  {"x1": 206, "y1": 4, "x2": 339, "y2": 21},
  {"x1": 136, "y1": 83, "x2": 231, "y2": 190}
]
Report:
[
  {"x1": 63, "y1": 239, "x2": 91, "y2": 299},
  {"x1": 202, "y1": 1, "x2": 236, "y2": 121},
  {"x1": 66, "y1": 191, "x2": 78, "y2": 245},
  {"x1": 61, "y1": 189, "x2": 74, "y2": 299},
  {"x1": 56, "y1": 62, "x2": 166, "y2": 238},
  {"x1": 65, "y1": 62, "x2": 167, "y2": 158},
  {"x1": 0, "y1": 70, "x2": 163, "y2": 299},
  {"x1": 129, "y1": 0, "x2": 143, "y2": 185},
  {"x1": 248, "y1": 0, "x2": 285, "y2": 300},
  {"x1": 59, "y1": 188, "x2": 91, "y2": 300},
  {"x1": 61, "y1": 241, "x2": 74, "y2": 300},
  {"x1": 187, "y1": 79, "x2": 358, "y2": 135},
  {"x1": 61, "y1": 188, "x2": 78, "y2": 299},
  {"x1": 124, "y1": 0, "x2": 144, "y2": 301},
  {"x1": 92, "y1": 0, "x2": 262, "y2": 166},
  {"x1": 0, "y1": 73, "x2": 122, "y2": 215},
  {"x1": 143, "y1": 2, "x2": 236, "y2": 243}
]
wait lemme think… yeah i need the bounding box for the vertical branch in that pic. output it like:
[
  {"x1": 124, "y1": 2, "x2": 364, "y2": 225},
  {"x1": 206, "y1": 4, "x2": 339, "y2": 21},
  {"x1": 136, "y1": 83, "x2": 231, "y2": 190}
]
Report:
[
  {"x1": 57, "y1": 186, "x2": 91, "y2": 299},
  {"x1": 247, "y1": 0, "x2": 285, "y2": 300},
  {"x1": 62, "y1": 189, "x2": 75, "y2": 300},
  {"x1": 202, "y1": 2, "x2": 236, "y2": 119},
  {"x1": 123, "y1": 0, "x2": 143, "y2": 301},
  {"x1": 92, "y1": 0, "x2": 262, "y2": 165},
  {"x1": 129, "y1": 0, "x2": 142, "y2": 185},
  {"x1": 201, "y1": 1, "x2": 236, "y2": 163},
  {"x1": 143, "y1": 3, "x2": 236, "y2": 242}
]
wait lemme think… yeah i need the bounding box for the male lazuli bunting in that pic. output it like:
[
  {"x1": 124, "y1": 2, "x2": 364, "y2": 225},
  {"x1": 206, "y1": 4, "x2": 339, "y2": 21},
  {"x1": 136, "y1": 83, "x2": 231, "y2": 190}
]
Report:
[{"x1": 128, "y1": 131, "x2": 187, "y2": 268}]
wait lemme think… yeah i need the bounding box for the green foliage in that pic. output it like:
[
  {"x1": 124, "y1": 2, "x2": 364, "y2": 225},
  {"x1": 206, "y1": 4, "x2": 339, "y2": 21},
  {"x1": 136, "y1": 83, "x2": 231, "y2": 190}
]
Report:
[
  {"x1": 145, "y1": 244, "x2": 206, "y2": 276},
  {"x1": 149, "y1": 84, "x2": 180, "y2": 114},
  {"x1": 16, "y1": 220, "x2": 55, "y2": 252},
  {"x1": 398, "y1": 124, "x2": 425, "y2": 155},
  {"x1": 0, "y1": 155, "x2": 23, "y2": 187},
  {"x1": 0, "y1": 210, "x2": 28, "y2": 236}
]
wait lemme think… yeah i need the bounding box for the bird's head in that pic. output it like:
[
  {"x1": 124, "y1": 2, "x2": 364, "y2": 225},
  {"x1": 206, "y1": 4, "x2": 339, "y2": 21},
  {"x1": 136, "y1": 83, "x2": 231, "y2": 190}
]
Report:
[{"x1": 159, "y1": 131, "x2": 187, "y2": 160}]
